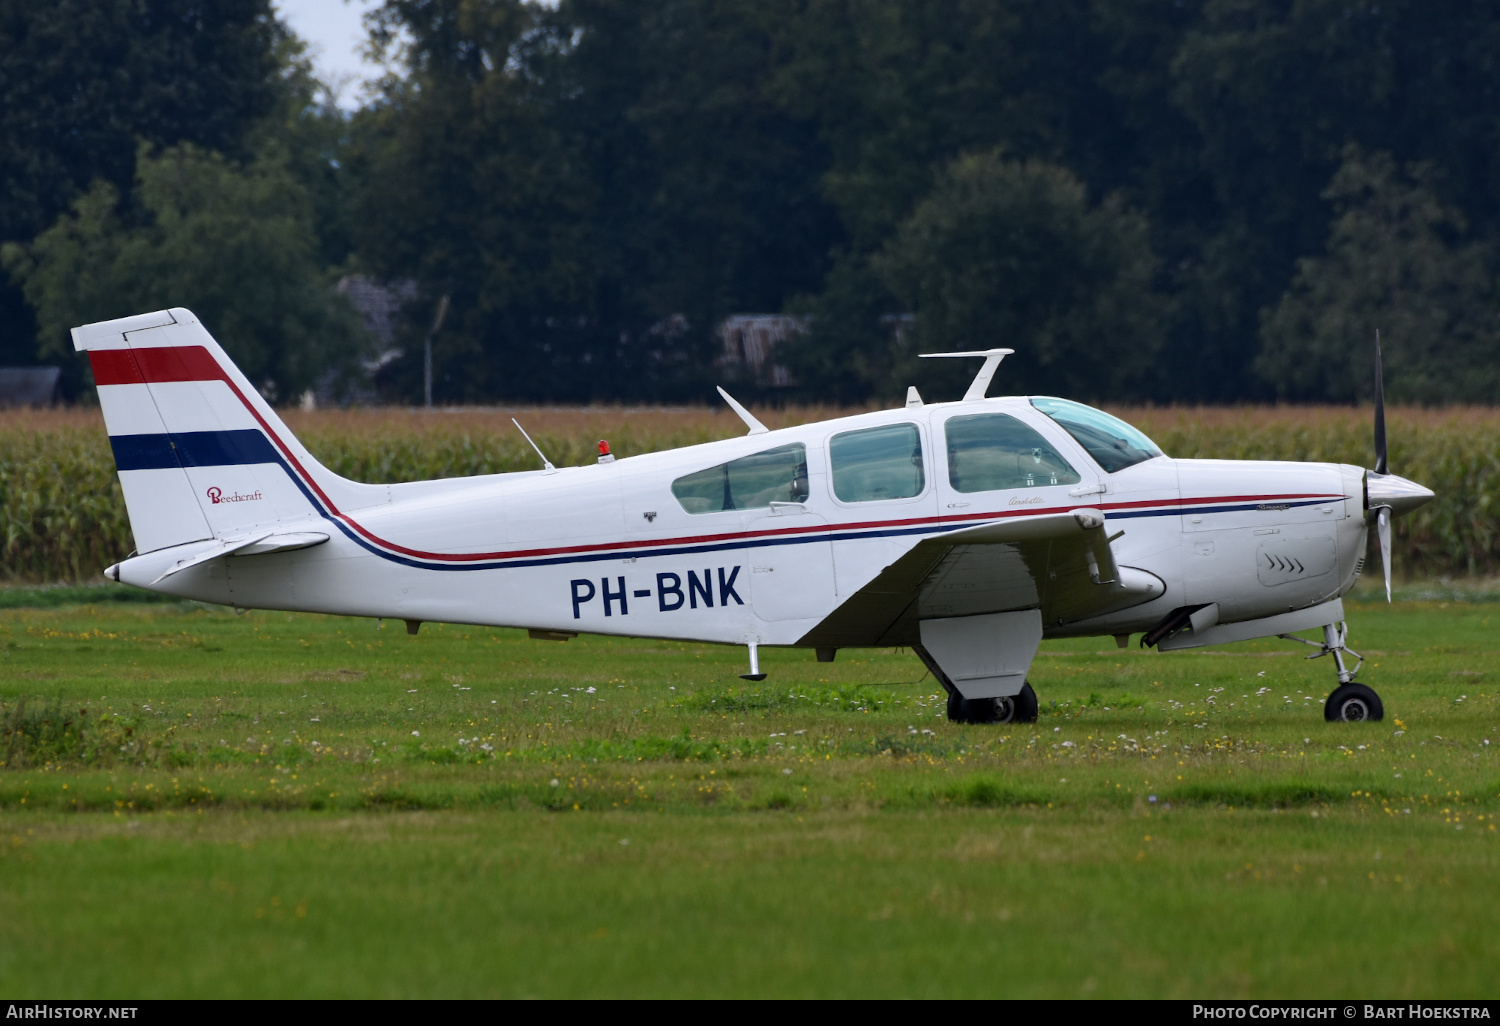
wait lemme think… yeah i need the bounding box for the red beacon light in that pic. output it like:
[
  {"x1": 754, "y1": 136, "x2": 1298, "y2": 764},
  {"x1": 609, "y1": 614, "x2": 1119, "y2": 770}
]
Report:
[{"x1": 597, "y1": 439, "x2": 615, "y2": 464}]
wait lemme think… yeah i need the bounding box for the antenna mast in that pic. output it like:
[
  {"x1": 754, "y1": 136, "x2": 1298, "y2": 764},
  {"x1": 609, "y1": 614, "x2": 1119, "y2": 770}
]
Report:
[
  {"x1": 511, "y1": 418, "x2": 556, "y2": 473},
  {"x1": 918, "y1": 348, "x2": 1015, "y2": 401}
]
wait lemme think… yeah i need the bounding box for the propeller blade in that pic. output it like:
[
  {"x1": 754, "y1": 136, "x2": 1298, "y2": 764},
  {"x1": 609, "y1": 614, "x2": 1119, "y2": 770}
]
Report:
[
  {"x1": 1373, "y1": 329, "x2": 1388, "y2": 475},
  {"x1": 1377, "y1": 505, "x2": 1392, "y2": 603}
]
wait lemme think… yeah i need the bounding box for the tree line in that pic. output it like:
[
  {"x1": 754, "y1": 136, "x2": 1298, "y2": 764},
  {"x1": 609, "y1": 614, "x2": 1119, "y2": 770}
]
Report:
[{"x1": 3, "y1": 0, "x2": 1499, "y2": 406}]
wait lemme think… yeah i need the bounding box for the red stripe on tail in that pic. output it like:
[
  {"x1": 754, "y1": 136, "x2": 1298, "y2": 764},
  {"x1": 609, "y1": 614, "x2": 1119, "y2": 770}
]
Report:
[
  {"x1": 90, "y1": 346, "x2": 226, "y2": 386},
  {"x1": 88, "y1": 349, "x2": 144, "y2": 386}
]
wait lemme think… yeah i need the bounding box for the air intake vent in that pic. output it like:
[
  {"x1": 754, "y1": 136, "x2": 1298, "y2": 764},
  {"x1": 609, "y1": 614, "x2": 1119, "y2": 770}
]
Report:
[{"x1": 1256, "y1": 536, "x2": 1337, "y2": 587}]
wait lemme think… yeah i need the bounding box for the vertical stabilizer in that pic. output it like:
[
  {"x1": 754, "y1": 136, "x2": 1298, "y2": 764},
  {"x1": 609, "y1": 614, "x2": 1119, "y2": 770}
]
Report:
[{"x1": 73, "y1": 308, "x2": 382, "y2": 553}]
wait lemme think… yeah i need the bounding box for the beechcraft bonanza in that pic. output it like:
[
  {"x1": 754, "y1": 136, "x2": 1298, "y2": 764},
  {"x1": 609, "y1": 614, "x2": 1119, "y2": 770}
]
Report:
[{"x1": 78, "y1": 309, "x2": 1433, "y2": 724}]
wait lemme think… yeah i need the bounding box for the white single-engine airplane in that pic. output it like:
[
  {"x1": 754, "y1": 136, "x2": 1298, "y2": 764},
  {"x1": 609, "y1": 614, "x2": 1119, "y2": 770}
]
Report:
[{"x1": 76, "y1": 309, "x2": 1433, "y2": 724}]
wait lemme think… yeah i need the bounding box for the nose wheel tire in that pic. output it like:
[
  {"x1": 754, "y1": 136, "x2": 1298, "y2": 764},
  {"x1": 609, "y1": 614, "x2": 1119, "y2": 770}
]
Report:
[
  {"x1": 947, "y1": 682, "x2": 1039, "y2": 724},
  {"x1": 1325, "y1": 682, "x2": 1384, "y2": 723}
]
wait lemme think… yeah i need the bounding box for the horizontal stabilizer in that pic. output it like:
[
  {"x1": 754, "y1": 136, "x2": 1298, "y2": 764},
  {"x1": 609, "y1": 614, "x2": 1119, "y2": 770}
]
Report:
[
  {"x1": 235, "y1": 532, "x2": 330, "y2": 556},
  {"x1": 150, "y1": 532, "x2": 274, "y2": 583},
  {"x1": 144, "y1": 531, "x2": 331, "y2": 584}
]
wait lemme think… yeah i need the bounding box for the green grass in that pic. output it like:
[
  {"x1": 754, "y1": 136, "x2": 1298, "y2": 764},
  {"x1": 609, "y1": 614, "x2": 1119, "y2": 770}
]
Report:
[{"x1": 1, "y1": 585, "x2": 1497, "y2": 997}]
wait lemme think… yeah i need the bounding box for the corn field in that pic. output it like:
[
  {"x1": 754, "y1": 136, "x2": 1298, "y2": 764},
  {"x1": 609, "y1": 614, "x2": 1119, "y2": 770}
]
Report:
[{"x1": 2, "y1": 404, "x2": 1496, "y2": 582}]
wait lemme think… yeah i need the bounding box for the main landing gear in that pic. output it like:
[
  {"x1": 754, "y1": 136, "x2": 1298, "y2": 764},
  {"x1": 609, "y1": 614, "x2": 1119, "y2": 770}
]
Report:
[
  {"x1": 947, "y1": 682, "x2": 1039, "y2": 725},
  {"x1": 1279, "y1": 622, "x2": 1385, "y2": 722}
]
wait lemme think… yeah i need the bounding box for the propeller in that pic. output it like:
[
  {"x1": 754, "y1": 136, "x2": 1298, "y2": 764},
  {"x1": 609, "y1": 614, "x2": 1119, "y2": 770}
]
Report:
[
  {"x1": 1375, "y1": 505, "x2": 1393, "y2": 603},
  {"x1": 1364, "y1": 330, "x2": 1434, "y2": 602},
  {"x1": 1373, "y1": 331, "x2": 1392, "y2": 601}
]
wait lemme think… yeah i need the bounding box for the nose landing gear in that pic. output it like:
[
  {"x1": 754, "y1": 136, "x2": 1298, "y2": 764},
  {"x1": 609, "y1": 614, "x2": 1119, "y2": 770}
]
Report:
[{"x1": 1279, "y1": 622, "x2": 1385, "y2": 722}]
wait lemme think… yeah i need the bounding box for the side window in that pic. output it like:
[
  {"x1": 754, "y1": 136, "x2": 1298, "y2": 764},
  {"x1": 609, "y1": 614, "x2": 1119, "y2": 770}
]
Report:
[
  {"x1": 829, "y1": 423, "x2": 925, "y2": 503},
  {"x1": 944, "y1": 413, "x2": 1081, "y2": 492},
  {"x1": 671, "y1": 443, "x2": 809, "y2": 514}
]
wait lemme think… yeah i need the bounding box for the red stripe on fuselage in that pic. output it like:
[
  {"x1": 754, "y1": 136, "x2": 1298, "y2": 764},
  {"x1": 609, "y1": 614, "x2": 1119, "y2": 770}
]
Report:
[{"x1": 97, "y1": 343, "x2": 1349, "y2": 565}]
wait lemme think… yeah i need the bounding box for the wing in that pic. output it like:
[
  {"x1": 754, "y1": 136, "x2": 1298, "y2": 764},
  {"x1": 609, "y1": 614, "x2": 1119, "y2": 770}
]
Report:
[{"x1": 799, "y1": 510, "x2": 1163, "y2": 648}]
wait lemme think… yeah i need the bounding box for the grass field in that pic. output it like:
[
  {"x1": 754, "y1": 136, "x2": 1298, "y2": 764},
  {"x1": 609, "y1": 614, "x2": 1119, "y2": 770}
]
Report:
[{"x1": 1, "y1": 582, "x2": 1497, "y2": 998}]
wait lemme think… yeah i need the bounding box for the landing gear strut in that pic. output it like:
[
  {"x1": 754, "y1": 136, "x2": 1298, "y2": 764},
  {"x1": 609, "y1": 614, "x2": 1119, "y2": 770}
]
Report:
[
  {"x1": 1279, "y1": 622, "x2": 1385, "y2": 722},
  {"x1": 947, "y1": 682, "x2": 1039, "y2": 724}
]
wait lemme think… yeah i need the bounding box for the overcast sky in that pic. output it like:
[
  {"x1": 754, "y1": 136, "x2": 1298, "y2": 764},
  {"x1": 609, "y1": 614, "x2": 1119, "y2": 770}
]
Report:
[{"x1": 273, "y1": 0, "x2": 383, "y2": 109}]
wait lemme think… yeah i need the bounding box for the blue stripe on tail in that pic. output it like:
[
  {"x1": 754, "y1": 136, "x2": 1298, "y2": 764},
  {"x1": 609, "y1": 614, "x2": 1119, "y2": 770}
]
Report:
[
  {"x1": 109, "y1": 430, "x2": 280, "y2": 471},
  {"x1": 109, "y1": 434, "x2": 180, "y2": 471}
]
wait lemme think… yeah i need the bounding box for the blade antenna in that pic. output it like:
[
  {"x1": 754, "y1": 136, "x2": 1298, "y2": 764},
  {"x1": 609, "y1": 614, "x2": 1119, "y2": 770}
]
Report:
[
  {"x1": 512, "y1": 418, "x2": 556, "y2": 472},
  {"x1": 716, "y1": 386, "x2": 768, "y2": 435},
  {"x1": 1373, "y1": 329, "x2": 1387, "y2": 476}
]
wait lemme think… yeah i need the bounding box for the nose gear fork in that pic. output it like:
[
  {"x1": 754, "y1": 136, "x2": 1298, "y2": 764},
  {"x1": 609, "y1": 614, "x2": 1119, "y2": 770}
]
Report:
[
  {"x1": 1278, "y1": 621, "x2": 1363, "y2": 683},
  {"x1": 1279, "y1": 621, "x2": 1383, "y2": 722}
]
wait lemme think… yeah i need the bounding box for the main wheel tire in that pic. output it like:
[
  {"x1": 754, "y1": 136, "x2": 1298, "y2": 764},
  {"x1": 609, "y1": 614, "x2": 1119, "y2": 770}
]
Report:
[
  {"x1": 1324, "y1": 682, "x2": 1384, "y2": 723},
  {"x1": 945, "y1": 682, "x2": 1039, "y2": 724},
  {"x1": 1012, "y1": 682, "x2": 1039, "y2": 723},
  {"x1": 946, "y1": 691, "x2": 993, "y2": 724}
]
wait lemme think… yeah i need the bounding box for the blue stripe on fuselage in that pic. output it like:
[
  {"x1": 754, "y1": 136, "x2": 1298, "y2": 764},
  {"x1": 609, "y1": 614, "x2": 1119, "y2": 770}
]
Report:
[{"x1": 1105, "y1": 498, "x2": 1331, "y2": 519}]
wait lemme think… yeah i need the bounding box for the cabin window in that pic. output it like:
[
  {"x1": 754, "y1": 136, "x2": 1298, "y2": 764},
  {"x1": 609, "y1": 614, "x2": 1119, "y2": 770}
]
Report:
[
  {"x1": 671, "y1": 443, "x2": 809, "y2": 514},
  {"x1": 829, "y1": 423, "x2": 925, "y2": 502},
  {"x1": 944, "y1": 413, "x2": 1081, "y2": 492},
  {"x1": 1030, "y1": 397, "x2": 1163, "y2": 473}
]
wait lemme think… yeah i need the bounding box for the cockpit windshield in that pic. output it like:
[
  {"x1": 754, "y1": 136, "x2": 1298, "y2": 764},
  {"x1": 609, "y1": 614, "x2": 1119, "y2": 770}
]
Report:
[{"x1": 1030, "y1": 397, "x2": 1164, "y2": 474}]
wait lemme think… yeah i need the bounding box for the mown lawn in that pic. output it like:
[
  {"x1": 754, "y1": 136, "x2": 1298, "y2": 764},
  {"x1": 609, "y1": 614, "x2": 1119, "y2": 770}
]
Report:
[{"x1": 1, "y1": 585, "x2": 1496, "y2": 997}]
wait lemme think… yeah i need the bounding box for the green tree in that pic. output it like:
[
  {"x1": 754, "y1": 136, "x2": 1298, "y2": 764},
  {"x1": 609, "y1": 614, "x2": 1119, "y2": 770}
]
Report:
[
  {"x1": 776, "y1": 1, "x2": 1500, "y2": 404},
  {"x1": 254, "y1": 33, "x2": 360, "y2": 272},
  {"x1": 347, "y1": 0, "x2": 608, "y2": 401},
  {"x1": 772, "y1": 1, "x2": 1173, "y2": 403},
  {"x1": 872, "y1": 151, "x2": 1161, "y2": 401},
  {"x1": 2, "y1": 143, "x2": 363, "y2": 401},
  {"x1": 0, "y1": 0, "x2": 283, "y2": 368},
  {"x1": 1154, "y1": 0, "x2": 1500, "y2": 402},
  {"x1": 1258, "y1": 148, "x2": 1500, "y2": 404},
  {"x1": 347, "y1": 0, "x2": 842, "y2": 402},
  {"x1": 329, "y1": 0, "x2": 1500, "y2": 403}
]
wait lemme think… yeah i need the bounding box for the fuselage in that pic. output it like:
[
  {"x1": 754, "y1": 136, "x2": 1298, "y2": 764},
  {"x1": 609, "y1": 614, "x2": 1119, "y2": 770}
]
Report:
[{"x1": 121, "y1": 395, "x2": 1369, "y2": 649}]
